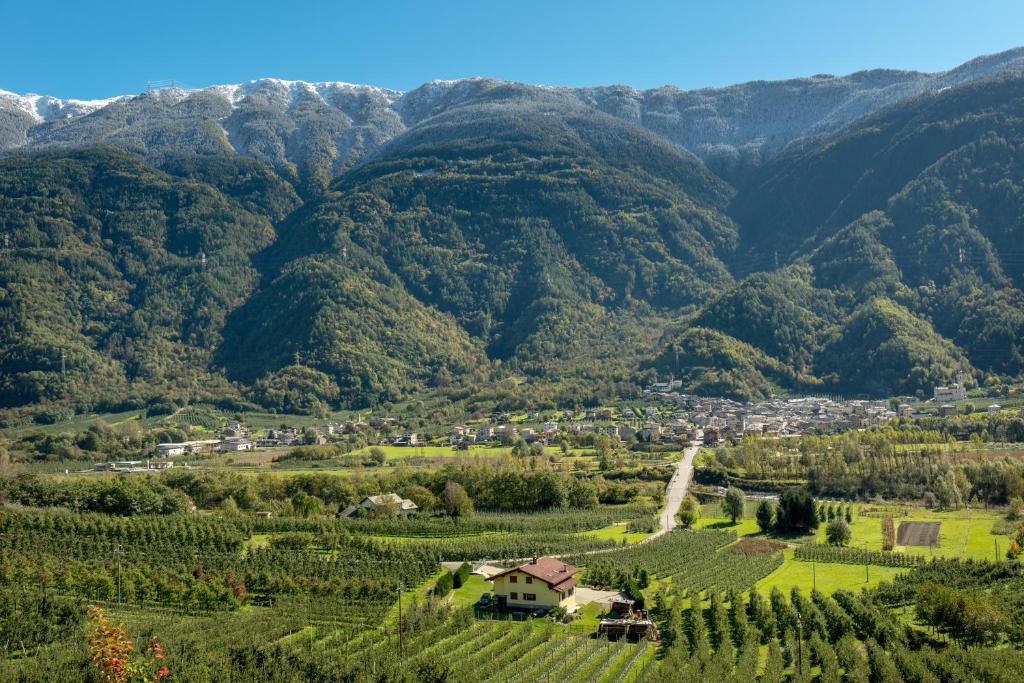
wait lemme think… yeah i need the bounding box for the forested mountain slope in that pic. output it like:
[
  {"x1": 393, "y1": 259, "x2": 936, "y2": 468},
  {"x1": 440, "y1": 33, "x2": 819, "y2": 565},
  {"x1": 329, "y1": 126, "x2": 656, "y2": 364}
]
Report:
[
  {"x1": 216, "y1": 94, "x2": 740, "y2": 407},
  {"x1": 661, "y1": 73, "x2": 1024, "y2": 399},
  {"x1": 2, "y1": 65, "x2": 1024, "y2": 416},
  {"x1": 0, "y1": 149, "x2": 298, "y2": 412}
]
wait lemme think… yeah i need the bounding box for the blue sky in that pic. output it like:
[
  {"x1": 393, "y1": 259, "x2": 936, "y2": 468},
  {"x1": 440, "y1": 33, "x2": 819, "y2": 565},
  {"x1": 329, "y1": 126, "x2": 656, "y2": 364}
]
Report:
[{"x1": 3, "y1": 0, "x2": 1023, "y2": 99}]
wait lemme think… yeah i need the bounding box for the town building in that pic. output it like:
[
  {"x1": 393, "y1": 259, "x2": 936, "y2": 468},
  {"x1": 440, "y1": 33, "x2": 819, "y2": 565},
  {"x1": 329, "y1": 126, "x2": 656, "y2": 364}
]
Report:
[{"x1": 934, "y1": 373, "x2": 967, "y2": 403}]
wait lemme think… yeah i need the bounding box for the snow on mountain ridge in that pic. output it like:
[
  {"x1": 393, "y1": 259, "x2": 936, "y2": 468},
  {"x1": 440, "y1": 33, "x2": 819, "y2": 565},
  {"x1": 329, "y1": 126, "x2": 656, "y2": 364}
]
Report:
[
  {"x1": 3, "y1": 44, "x2": 1023, "y2": 125},
  {"x1": 1, "y1": 46, "x2": 1023, "y2": 173},
  {"x1": 0, "y1": 89, "x2": 126, "y2": 123}
]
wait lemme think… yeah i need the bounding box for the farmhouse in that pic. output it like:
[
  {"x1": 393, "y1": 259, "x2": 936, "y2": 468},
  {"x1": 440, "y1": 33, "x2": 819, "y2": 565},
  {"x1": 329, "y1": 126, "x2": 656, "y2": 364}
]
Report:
[
  {"x1": 341, "y1": 493, "x2": 419, "y2": 517},
  {"x1": 491, "y1": 556, "x2": 578, "y2": 611}
]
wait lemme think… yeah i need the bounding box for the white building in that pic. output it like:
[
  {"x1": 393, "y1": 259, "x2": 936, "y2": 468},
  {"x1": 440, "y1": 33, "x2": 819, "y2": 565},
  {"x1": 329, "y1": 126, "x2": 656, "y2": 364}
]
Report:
[
  {"x1": 218, "y1": 438, "x2": 254, "y2": 452},
  {"x1": 934, "y1": 372, "x2": 967, "y2": 402}
]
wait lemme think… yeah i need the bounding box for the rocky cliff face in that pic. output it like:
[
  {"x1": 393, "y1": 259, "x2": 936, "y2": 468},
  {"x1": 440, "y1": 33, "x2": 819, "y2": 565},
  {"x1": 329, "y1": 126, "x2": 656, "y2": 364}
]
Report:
[{"x1": 4, "y1": 47, "x2": 1024, "y2": 184}]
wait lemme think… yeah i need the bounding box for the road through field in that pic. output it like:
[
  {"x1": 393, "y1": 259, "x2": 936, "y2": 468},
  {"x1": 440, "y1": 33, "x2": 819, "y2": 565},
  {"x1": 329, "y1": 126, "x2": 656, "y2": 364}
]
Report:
[
  {"x1": 463, "y1": 443, "x2": 701, "y2": 567},
  {"x1": 648, "y1": 443, "x2": 699, "y2": 542}
]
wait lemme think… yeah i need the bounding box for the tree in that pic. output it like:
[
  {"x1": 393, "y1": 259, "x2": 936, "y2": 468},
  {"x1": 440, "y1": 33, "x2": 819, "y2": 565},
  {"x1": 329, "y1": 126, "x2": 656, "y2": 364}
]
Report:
[
  {"x1": 825, "y1": 517, "x2": 851, "y2": 546},
  {"x1": 402, "y1": 484, "x2": 438, "y2": 512},
  {"x1": 756, "y1": 499, "x2": 776, "y2": 533},
  {"x1": 677, "y1": 496, "x2": 700, "y2": 528},
  {"x1": 936, "y1": 471, "x2": 963, "y2": 510},
  {"x1": 775, "y1": 488, "x2": 819, "y2": 534},
  {"x1": 443, "y1": 481, "x2": 474, "y2": 517},
  {"x1": 511, "y1": 437, "x2": 530, "y2": 457},
  {"x1": 290, "y1": 492, "x2": 323, "y2": 518},
  {"x1": 914, "y1": 583, "x2": 1008, "y2": 645},
  {"x1": 724, "y1": 487, "x2": 746, "y2": 525},
  {"x1": 367, "y1": 447, "x2": 387, "y2": 466}
]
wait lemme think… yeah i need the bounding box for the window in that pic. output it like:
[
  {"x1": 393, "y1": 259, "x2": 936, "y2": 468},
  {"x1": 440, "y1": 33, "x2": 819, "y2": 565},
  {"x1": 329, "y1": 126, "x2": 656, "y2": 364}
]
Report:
[
  {"x1": 509, "y1": 575, "x2": 517, "y2": 583},
  {"x1": 525, "y1": 576, "x2": 533, "y2": 584},
  {"x1": 523, "y1": 593, "x2": 536, "y2": 601},
  {"x1": 510, "y1": 592, "x2": 518, "y2": 600}
]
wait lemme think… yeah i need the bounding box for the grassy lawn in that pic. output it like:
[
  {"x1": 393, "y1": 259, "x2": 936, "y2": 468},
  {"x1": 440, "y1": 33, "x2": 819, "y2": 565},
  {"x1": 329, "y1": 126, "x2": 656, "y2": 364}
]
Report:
[
  {"x1": 694, "y1": 499, "x2": 764, "y2": 537},
  {"x1": 689, "y1": 500, "x2": 1006, "y2": 595},
  {"x1": 695, "y1": 516, "x2": 762, "y2": 537},
  {"x1": 449, "y1": 574, "x2": 492, "y2": 609},
  {"x1": 579, "y1": 523, "x2": 649, "y2": 544},
  {"x1": 756, "y1": 548, "x2": 904, "y2": 595},
  {"x1": 569, "y1": 602, "x2": 605, "y2": 634},
  {"x1": 814, "y1": 505, "x2": 1005, "y2": 560}
]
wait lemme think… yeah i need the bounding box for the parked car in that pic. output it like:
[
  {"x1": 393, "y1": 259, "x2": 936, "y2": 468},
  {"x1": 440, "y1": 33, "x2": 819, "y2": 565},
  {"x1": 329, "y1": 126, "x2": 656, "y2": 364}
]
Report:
[{"x1": 478, "y1": 593, "x2": 491, "y2": 606}]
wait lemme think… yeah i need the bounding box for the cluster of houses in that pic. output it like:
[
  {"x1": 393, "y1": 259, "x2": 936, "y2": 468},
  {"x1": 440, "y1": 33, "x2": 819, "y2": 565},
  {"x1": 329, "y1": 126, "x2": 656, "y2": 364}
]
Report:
[
  {"x1": 157, "y1": 420, "x2": 256, "y2": 457},
  {"x1": 644, "y1": 386, "x2": 904, "y2": 441},
  {"x1": 155, "y1": 421, "x2": 329, "y2": 457}
]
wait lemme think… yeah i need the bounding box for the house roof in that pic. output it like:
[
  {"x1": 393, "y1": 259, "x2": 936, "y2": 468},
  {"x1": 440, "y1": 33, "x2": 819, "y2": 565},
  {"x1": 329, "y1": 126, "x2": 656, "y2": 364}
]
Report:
[
  {"x1": 491, "y1": 557, "x2": 579, "y2": 588},
  {"x1": 362, "y1": 493, "x2": 419, "y2": 511}
]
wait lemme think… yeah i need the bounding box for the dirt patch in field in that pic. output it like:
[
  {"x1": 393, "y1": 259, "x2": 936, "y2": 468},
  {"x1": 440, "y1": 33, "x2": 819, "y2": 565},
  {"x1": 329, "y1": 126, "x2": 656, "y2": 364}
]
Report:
[
  {"x1": 897, "y1": 521, "x2": 941, "y2": 546},
  {"x1": 728, "y1": 538, "x2": 787, "y2": 555}
]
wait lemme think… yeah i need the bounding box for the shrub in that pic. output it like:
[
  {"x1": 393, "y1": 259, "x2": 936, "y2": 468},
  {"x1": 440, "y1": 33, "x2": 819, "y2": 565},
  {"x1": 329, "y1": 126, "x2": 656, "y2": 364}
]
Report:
[
  {"x1": 825, "y1": 517, "x2": 851, "y2": 546},
  {"x1": 676, "y1": 496, "x2": 700, "y2": 528},
  {"x1": 434, "y1": 571, "x2": 454, "y2": 597},
  {"x1": 453, "y1": 562, "x2": 471, "y2": 589}
]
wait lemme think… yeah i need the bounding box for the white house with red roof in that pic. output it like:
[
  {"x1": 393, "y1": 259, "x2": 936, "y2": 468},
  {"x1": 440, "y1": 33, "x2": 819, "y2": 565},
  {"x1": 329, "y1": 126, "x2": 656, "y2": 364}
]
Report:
[{"x1": 490, "y1": 556, "x2": 578, "y2": 611}]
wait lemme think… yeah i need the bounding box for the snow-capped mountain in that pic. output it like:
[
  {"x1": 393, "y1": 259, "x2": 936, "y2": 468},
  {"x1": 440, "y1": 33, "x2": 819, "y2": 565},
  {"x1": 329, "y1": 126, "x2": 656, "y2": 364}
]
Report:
[{"x1": 2, "y1": 47, "x2": 1023, "y2": 183}]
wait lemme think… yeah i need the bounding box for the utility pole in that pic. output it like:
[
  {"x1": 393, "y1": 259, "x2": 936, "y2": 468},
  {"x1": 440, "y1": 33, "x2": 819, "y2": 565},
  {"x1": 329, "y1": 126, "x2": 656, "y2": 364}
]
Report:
[{"x1": 60, "y1": 348, "x2": 66, "y2": 376}]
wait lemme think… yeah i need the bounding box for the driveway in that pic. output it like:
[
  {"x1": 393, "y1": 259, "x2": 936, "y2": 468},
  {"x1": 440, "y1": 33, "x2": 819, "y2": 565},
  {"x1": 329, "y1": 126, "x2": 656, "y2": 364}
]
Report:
[{"x1": 574, "y1": 587, "x2": 628, "y2": 607}]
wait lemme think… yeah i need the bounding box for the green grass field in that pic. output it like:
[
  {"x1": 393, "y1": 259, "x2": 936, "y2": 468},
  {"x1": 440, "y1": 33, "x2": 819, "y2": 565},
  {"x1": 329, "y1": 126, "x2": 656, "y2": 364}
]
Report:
[
  {"x1": 755, "y1": 548, "x2": 903, "y2": 595},
  {"x1": 814, "y1": 505, "x2": 1005, "y2": 560},
  {"x1": 578, "y1": 523, "x2": 650, "y2": 545},
  {"x1": 692, "y1": 500, "x2": 1007, "y2": 595},
  {"x1": 449, "y1": 574, "x2": 492, "y2": 609}
]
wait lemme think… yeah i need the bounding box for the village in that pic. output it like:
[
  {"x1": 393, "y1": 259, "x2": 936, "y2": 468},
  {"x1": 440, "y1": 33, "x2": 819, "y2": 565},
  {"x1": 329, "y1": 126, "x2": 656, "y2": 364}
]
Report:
[{"x1": 80, "y1": 371, "x2": 1023, "y2": 475}]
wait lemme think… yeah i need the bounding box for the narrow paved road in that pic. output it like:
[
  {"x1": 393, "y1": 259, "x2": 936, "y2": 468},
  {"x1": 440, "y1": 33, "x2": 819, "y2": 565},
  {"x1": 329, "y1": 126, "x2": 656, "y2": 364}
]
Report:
[
  {"x1": 462, "y1": 443, "x2": 701, "y2": 566},
  {"x1": 648, "y1": 443, "x2": 699, "y2": 541}
]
